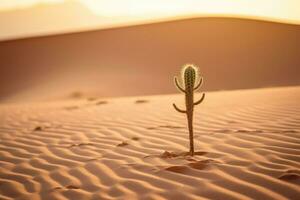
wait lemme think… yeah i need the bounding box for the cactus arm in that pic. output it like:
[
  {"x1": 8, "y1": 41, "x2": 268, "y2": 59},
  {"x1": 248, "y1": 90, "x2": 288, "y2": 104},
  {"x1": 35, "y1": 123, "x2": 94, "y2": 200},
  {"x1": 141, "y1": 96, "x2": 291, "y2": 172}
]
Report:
[
  {"x1": 174, "y1": 77, "x2": 186, "y2": 93},
  {"x1": 173, "y1": 103, "x2": 186, "y2": 113},
  {"x1": 194, "y1": 93, "x2": 205, "y2": 105},
  {"x1": 193, "y1": 77, "x2": 203, "y2": 91}
]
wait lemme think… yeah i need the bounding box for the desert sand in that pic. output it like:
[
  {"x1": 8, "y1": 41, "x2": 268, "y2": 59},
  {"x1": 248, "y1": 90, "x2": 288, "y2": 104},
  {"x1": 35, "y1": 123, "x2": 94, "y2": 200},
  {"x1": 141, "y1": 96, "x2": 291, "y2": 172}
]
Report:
[
  {"x1": 0, "y1": 86, "x2": 299, "y2": 199},
  {"x1": 1, "y1": 17, "x2": 300, "y2": 102}
]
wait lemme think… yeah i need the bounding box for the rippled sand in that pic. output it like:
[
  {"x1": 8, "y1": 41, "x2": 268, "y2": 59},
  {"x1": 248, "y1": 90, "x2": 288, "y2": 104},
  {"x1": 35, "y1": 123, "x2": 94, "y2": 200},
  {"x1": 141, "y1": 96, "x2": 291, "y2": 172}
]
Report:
[{"x1": 0, "y1": 86, "x2": 299, "y2": 199}]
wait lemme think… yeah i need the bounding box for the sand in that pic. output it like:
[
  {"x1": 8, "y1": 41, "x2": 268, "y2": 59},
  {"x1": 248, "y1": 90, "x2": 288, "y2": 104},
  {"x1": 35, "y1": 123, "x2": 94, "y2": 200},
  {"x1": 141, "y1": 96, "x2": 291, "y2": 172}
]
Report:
[
  {"x1": 0, "y1": 86, "x2": 299, "y2": 199},
  {"x1": 1, "y1": 17, "x2": 300, "y2": 102}
]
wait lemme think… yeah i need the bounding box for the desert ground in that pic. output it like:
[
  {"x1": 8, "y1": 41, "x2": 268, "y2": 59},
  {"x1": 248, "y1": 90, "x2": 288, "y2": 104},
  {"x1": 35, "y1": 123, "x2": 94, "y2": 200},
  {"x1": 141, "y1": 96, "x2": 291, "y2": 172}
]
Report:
[
  {"x1": 1, "y1": 17, "x2": 300, "y2": 102},
  {"x1": 0, "y1": 86, "x2": 299, "y2": 200}
]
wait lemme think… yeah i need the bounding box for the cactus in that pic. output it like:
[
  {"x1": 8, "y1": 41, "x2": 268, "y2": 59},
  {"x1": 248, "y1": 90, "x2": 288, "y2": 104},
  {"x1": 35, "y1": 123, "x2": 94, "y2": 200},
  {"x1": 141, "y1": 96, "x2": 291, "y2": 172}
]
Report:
[{"x1": 173, "y1": 64, "x2": 205, "y2": 156}]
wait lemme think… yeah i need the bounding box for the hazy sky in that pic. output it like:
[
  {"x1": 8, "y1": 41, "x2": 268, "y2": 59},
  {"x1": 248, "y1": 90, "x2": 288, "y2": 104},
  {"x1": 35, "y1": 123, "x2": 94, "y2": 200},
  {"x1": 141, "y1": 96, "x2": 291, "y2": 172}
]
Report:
[{"x1": 0, "y1": 0, "x2": 300, "y2": 40}]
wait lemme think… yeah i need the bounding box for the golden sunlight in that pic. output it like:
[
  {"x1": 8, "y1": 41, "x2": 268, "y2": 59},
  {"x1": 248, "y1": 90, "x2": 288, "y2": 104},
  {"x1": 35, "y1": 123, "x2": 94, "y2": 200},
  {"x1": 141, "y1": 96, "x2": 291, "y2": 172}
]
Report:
[
  {"x1": 81, "y1": 0, "x2": 300, "y2": 24},
  {"x1": 0, "y1": 1, "x2": 300, "y2": 200},
  {"x1": 1, "y1": 0, "x2": 299, "y2": 40},
  {"x1": 0, "y1": 0, "x2": 64, "y2": 10},
  {"x1": 1, "y1": 0, "x2": 300, "y2": 24}
]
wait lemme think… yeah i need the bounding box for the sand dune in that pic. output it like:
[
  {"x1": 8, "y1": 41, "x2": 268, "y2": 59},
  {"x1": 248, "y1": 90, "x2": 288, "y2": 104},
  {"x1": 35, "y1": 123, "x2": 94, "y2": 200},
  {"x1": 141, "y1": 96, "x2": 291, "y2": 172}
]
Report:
[
  {"x1": 0, "y1": 86, "x2": 299, "y2": 199},
  {"x1": 1, "y1": 17, "x2": 300, "y2": 102}
]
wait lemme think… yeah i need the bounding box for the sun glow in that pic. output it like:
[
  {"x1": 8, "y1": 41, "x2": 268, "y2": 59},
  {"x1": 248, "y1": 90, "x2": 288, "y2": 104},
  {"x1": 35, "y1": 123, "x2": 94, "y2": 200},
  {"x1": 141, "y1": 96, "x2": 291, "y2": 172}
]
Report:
[
  {"x1": 0, "y1": 0, "x2": 64, "y2": 10},
  {"x1": 0, "y1": 0, "x2": 299, "y2": 41},
  {"x1": 80, "y1": 0, "x2": 300, "y2": 24},
  {"x1": 1, "y1": 0, "x2": 300, "y2": 24}
]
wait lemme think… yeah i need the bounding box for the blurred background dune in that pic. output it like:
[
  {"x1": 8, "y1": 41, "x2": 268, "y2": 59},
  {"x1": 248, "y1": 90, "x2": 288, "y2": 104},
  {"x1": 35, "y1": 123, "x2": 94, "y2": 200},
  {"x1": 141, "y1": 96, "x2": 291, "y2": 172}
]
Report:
[{"x1": 0, "y1": 0, "x2": 299, "y2": 102}]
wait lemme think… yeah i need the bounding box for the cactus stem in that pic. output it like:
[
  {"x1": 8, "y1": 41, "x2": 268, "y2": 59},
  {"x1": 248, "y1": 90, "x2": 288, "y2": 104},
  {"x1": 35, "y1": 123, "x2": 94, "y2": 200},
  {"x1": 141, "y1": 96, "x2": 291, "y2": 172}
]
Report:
[{"x1": 173, "y1": 64, "x2": 205, "y2": 156}]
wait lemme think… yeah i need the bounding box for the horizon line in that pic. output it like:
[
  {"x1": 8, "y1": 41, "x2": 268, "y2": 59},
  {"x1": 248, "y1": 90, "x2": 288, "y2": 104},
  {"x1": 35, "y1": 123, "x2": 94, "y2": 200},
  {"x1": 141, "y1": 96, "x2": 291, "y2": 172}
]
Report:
[{"x1": 1, "y1": 14, "x2": 299, "y2": 42}]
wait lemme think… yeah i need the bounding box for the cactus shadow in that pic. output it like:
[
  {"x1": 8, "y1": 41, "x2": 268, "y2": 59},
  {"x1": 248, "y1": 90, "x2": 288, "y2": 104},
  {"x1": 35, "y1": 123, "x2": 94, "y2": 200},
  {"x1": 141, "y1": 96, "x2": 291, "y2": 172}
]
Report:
[
  {"x1": 163, "y1": 159, "x2": 221, "y2": 174},
  {"x1": 144, "y1": 150, "x2": 207, "y2": 159}
]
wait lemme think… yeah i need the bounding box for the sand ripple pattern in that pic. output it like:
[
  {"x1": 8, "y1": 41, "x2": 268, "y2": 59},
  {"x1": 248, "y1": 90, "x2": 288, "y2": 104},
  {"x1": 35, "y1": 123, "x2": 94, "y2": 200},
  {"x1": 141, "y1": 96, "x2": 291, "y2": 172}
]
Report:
[{"x1": 0, "y1": 87, "x2": 300, "y2": 199}]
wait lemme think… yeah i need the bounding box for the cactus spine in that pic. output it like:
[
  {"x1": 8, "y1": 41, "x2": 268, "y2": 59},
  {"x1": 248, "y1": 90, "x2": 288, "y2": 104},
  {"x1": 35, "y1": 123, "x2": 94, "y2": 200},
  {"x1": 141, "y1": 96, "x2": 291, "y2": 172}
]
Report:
[{"x1": 173, "y1": 64, "x2": 205, "y2": 156}]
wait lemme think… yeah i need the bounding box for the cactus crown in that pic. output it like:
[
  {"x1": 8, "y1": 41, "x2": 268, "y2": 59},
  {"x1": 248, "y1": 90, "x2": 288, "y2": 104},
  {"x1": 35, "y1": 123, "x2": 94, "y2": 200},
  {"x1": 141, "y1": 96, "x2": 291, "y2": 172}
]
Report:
[{"x1": 181, "y1": 64, "x2": 199, "y2": 90}]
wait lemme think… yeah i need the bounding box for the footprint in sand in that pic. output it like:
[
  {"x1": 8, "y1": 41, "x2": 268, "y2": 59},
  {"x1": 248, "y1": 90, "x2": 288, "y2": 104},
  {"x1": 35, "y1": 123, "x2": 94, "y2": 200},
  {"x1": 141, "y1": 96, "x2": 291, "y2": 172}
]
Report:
[
  {"x1": 87, "y1": 97, "x2": 97, "y2": 101},
  {"x1": 51, "y1": 185, "x2": 80, "y2": 191},
  {"x1": 95, "y1": 101, "x2": 108, "y2": 105},
  {"x1": 67, "y1": 142, "x2": 93, "y2": 148},
  {"x1": 116, "y1": 138, "x2": 138, "y2": 147},
  {"x1": 69, "y1": 91, "x2": 84, "y2": 99},
  {"x1": 51, "y1": 186, "x2": 63, "y2": 191},
  {"x1": 85, "y1": 156, "x2": 102, "y2": 161},
  {"x1": 278, "y1": 169, "x2": 300, "y2": 182},
  {"x1": 66, "y1": 185, "x2": 80, "y2": 190},
  {"x1": 33, "y1": 125, "x2": 53, "y2": 131},
  {"x1": 131, "y1": 137, "x2": 140, "y2": 141},
  {"x1": 117, "y1": 141, "x2": 129, "y2": 147},
  {"x1": 33, "y1": 126, "x2": 43, "y2": 131},
  {"x1": 64, "y1": 100, "x2": 107, "y2": 110},
  {"x1": 135, "y1": 100, "x2": 149, "y2": 104}
]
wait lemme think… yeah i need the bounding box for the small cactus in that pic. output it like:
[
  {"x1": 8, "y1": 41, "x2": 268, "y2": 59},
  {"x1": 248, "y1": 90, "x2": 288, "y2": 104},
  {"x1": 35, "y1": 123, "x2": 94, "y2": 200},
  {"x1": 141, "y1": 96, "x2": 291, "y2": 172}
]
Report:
[{"x1": 173, "y1": 64, "x2": 205, "y2": 156}]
